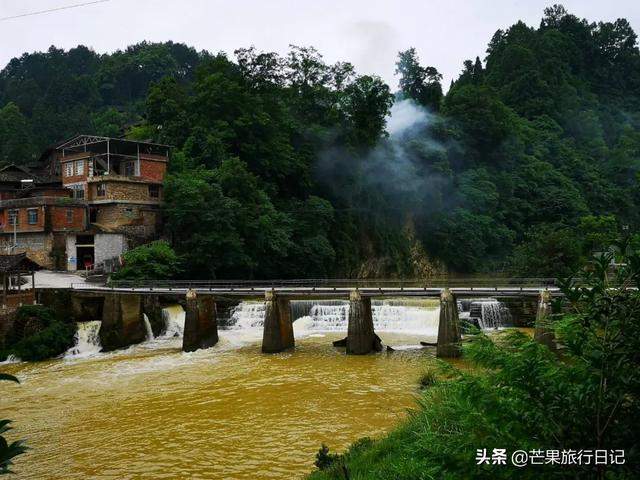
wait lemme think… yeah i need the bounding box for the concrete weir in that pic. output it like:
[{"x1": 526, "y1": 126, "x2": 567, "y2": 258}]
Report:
[
  {"x1": 534, "y1": 290, "x2": 556, "y2": 351},
  {"x1": 436, "y1": 288, "x2": 461, "y2": 358},
  {"x1": 346, "y1": 289, "x2": 377, "y2": 355},
  {"x1": 261, "y1": 291, "x2": 294, "y2": 353},
  {"x1": 100, "y1": 293, "x2": 146, "y2": 351},
  {"x1": 183, "y1": 290, "x2": 219, "y2": 352}
]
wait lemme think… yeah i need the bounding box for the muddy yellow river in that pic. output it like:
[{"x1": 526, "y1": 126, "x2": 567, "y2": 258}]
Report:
[{"x1": 1, "y1": 332, "x2": 428, "y2": 479}]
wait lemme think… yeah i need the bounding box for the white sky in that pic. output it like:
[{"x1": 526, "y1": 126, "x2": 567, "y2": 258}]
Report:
[{"x1": 0, "y1": 0, "x2": 638, "y2": 89}]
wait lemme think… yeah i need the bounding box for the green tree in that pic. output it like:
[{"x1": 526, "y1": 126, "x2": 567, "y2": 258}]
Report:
[
  {"x1": 163, "y1": 168, "x2": 247, "y2": 278},
  {"x1": 0, "y1": 103, "x2": 36, "y2": 166},
  {"x1": 509, "y1": 224, "x2": 583, "y2": 276},
  {"x1": 340, "y1": 75, "x2": 393, "y2": 148},
  {"x1": 110, "y1": 241, "x2": 182, "y2": 282},
  {"x1": 395, "y1": 48, "x2": 443, "y2": 110}
]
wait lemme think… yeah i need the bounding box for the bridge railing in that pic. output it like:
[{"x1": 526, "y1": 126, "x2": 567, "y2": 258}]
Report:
[{"x1": 70, "y1": 277, "x2": 560, "y2": 291}]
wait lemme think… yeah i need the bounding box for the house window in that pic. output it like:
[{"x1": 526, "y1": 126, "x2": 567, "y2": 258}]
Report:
[
  {"x1": 27, "y1": 209, "x2": 38, "y2": 225},
  {"x1": 8, "y1": 209, "x2": 19, "y2": 226},
  {"x1": 71, "y1": 185, "x2": 84, "y2": 199},
  {"x1": 124, "y1": 161, "x2": 135, "y2": 176},
  {"x1": 64, "y1": 162, "x2": 74, "y2": 177},
  {"x1": 148, "y1": 184, "x2": 160, "y2": 198},
  {"x1": 66, "y1": 209, "x2": 74, "y2": 223},
  {"x1": 96, "y1": 183, "x2": 106, "y2": 197},
  {"x1": 75, "y1": 159, "x2": 85, "y2": 176}
]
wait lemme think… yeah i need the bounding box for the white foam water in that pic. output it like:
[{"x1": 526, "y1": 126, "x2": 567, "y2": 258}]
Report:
[
  {"x1": 161, "y1": 305, "x2": 185, "y2": 338},
  {"x1": 1, "y1": 354, "x2": 21, "y2": 364},
  {"x1": 64, "y1": 321, "x2": 102, "y2": 359},
  {"x1": 143, "y1": 313, "x2": 154, "y2": 341},
  {"x1": 474, "y1": 299, "x2": 511, "y2": 329},
  {"x1": 228, "y1": 302, "x2": 266, "y2": 330},
  {"x1": 228, "y1": 300, "x2": 440, "y2": 337}
]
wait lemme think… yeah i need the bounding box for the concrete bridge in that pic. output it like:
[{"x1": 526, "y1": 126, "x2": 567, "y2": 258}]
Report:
[{"x1": 39, "y1": 278, "x2": 561, "y2": 357}]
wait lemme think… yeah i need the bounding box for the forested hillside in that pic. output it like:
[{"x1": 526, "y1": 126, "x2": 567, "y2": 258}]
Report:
[{"x1": 0, "y1": 5, "x2": 638, "y2": 279}]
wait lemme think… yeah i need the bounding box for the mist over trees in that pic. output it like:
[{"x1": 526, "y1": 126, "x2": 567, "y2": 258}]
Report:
[{"x1": 0, "y1": 5, "x2": 638, "y2": 278}]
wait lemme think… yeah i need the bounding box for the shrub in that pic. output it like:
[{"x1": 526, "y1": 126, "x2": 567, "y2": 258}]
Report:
[
  {"x1": 3, "y1": 306, "x2": 75, "y2": 362},
  {"x1": 0, "y1": 373, "x2": 27, "y2": 474},
  {"x1": 110, "y1": 240, "x2": 181, "y2": 282},
  {"x1": 10, "y1": 322, "x2": 75, "y2": 362},
  {"x1": 418, "y1": 367, "x2": 438, "y2": 390},
  {"x1": 314, "y1": 444, "x2": 340, "y2": 470}
]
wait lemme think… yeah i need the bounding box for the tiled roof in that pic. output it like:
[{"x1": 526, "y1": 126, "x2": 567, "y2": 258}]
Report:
[
  {"x1": 0, "y1": 165, "x2": 60, "y2": 185},
  {"x1": 0, "y1": 252, "x2": 42, "y2": 272}
]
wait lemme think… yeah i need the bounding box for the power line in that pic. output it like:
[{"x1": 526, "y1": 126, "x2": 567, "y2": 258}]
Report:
[{"x1": 0, "y1": 0, "x2": 110, "y2": 21}]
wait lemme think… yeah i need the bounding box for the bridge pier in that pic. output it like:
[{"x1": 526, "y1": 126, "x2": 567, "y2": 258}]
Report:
[
  {"x1": 347, "y1": 289, "x2": 379, "y2": 354},
  {"x1": 100, "y1": 293, "x2": 146, "y2": 351},
  {"x1": 534, "y1": 290, "x2": 556, "y2": 351},
  {"x1": 436, "y1": 288, "x2": 461, "y2": 358},
  {"x1": 183, "y1": 290, "x2": 219, "y2": 352},
  {"x1": 262, "y1": 291, "x2": 294, "y2": 353}
]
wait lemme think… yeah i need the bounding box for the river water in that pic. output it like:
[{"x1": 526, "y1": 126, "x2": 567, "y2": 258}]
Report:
[{"x1": 0, "y1": 301, "x2": 445, "y2": 479}]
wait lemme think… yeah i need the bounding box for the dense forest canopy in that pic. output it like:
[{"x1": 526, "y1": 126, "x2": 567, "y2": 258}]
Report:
[{"x1": 0, "y1": 5, "x2": 638, "y2": 279}]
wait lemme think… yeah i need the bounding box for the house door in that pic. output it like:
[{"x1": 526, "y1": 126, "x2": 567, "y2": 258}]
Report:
[{"x1": 76, "y1": 234, "x2": 95, "y2": 270}]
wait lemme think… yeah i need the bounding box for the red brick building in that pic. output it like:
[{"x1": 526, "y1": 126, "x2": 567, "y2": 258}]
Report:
[{"x1": 0, "y1": 135, "x2": 170, "y2": 270}]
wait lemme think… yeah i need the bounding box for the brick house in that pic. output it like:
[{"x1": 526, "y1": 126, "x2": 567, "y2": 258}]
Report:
[{"x1": 0, "y1": 135, "x2": 170, "y2": 270}]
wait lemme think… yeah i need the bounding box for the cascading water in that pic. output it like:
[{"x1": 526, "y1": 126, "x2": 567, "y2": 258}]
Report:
[
  {"x1": 479, "y1": 301, "x2": 511, "y2": 329},
  {"x1": 161, "y1": 305, "x2": 185, "y2": 338},
  {"x1": 64, "y1": 321, "x2": 102, "y2": 358},
  {"x1": 227, "y1": 299, "x2": 440, "y2": 336},
  {"x1": 466, "y1": 298, "x2": 512, "y2": 329},
  {"x1": 296, "y1": 301, "x2": 348, "y2": 332},
  {"x1": 373, "y1": 301, "x2": 439, "y2": 334},
  {"x1": 227, "y1": 302, "x2": 266, "y2": 330},
  {"x1": 143, "y1": 313, "x2": 154, "y2": 341},
  {"x1": 0, "y1": 354, "x2": 21, "y2": 364}
]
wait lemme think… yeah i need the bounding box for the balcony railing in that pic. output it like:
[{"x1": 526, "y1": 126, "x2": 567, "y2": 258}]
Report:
[{"x1": 0, "y1": 196, "x2": 86, "y2": 208}]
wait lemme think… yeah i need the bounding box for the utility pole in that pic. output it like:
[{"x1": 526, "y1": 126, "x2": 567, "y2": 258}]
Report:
[{"x1": 11, "y1": 211, "x2": 17, "y2": 253}]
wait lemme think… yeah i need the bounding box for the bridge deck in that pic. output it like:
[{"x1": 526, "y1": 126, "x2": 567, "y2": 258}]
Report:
[{"x1": 64, "y1": 284, "x2": 560, "y2": 298}]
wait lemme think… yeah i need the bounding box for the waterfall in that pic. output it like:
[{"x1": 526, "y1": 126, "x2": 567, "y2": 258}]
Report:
[
  {"x1": 373, "y1": 301, "x2": 439, "y2": 334},
  {"x1": 64, "y1": 321, "x2": 102, "y2": 358},
  {"x1": 1, "y1": 354, "x2": 21, "y2": 364},
  {"x1": 467, "y1": 298, "x2": 512, "y2": 329},
  {"x1": 143, "y1": 314, "x2": 154, "y2": 341},
  {"x1": 297, "y1": 303, "x2": 349, "y2": 332},
  {"x1": 228, "y1": 302, "x2": 266, "y2": 330},
  {"x1": 161, "y1": 305, "x2": 185, "y2": 338},
  {"x1": 227, "y1": 299, "x2": 439, "y2": 335}
]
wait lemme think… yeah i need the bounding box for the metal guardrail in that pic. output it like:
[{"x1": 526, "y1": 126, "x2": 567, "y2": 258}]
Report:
[{"x1": 70, "y1": 277, "x2": 560, "y2": 291}]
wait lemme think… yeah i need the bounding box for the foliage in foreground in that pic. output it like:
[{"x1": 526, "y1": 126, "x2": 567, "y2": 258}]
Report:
[
  {"x1": 0, "y1": 305, "x2": 75, "y2": 362},
  {"x1": 110, "y1": 240, "x2": 182, "y2": 282},
  {"x1": 0, "y1": 373, "x2": 27, "y2": 475},
  {"x1": 310, "y1": 243, "x2": 640, "y2": 479}
]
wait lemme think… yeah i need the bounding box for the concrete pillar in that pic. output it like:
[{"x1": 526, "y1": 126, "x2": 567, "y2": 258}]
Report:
[
  {"x1": 100, "y1": 293, "x2": 146, "y2": 351},
  {"x1": 261, "y1": 291, "x2": 294, "y2": 353},
  {"x1": 347, "y1": 289, "x2": 376, "y2": 355},
  {"x1": 436, "y1": 288, "x2": 461, "y2": 358},
  {"x1": 183, "y1": 290, "x2": 219, "y2": 352},
  {"x1": 534, "y1": 290, "x2": 556, "y2": 351}
]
